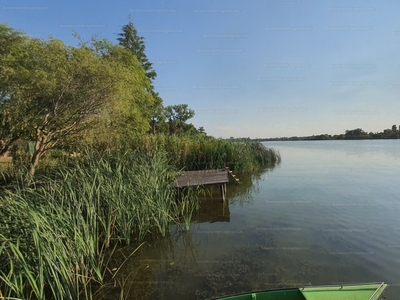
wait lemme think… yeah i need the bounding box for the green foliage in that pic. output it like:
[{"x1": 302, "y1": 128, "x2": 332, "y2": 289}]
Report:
[
  {"x1": 9, "y1": 143, "x2": 32, "y2": 174},
  {"x1": 149, "y1": 93, "x2": 166, "y2": 134},
  {"x1": 0, "y1": 23, "x2": 280, "y2": 299},
  {"x1": 0, "y1": 148, "x2": 198, "y2": 299},
  {"x1": 0, "y1": 24, "x2": 155, "y2": 174},
  {"x1": 198, "y1": 126, "x2": 206, "y2": 135},
  {"x1": 165, "y1": 104, "x2": 195, "y2": 124},
  {"x1": 345, "y1": 128, "x2": 368, "y2": 139},
  {"x1": 133, "y1": 134, "x2": 281, "y2": 172},
  {"x1": 164, "y1": 104, "x2": 196, "y2": 135},
  {"x1": 118, "y1": 18, "x2": 156, "y2": 81},
  {"x1": 148, "y1": 102, "x2": 199, "y2": 135},
  {"x1": 117, "y1": 18, "x2": 165, "y2": 136},
  {"x1": 262, "y1": 124, "x2": 400, "y2": 141},
  {"x1": 0, "y1": 24, "x2": 30, "y2": 155}
]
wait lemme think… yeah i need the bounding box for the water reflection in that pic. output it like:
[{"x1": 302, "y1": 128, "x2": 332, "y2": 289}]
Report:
[
  {"x1": 191, "y1": 165, "x2": 277, "y2": 224},
  {"x1": 109, "y1": 140, "x2": 400, "y2": 299},
  {"x1": 228, "y1": 171, "x2": 263, "y2": 205},
  {"x1": 192, "y1": 197, "x2": 230, "y2": 223},
  {"x1": 117, "y1": 165, "x2": 285, "y2": 299},
  {"x1": 115, "y1": 228, "x2": 204, "y2": 299},
  {"x1": 121, "y1": 223, "x2": 330, "y2": 300}
]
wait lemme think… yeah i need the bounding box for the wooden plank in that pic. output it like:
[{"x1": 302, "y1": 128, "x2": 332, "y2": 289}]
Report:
[{"x1": 174, "y1": 169, "x2": 229, "y2": 188}]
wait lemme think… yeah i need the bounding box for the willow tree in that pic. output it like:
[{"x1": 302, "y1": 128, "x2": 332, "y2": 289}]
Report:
[
  {"x1": 0, "y1": 24, "x2": 153, "y2": 175},
  {"x1": 0, "y1": 24, "x2": 30, "y2": 155},
  {"x1": 96, "y1": 44, "x2": 154, "y2": 141}
]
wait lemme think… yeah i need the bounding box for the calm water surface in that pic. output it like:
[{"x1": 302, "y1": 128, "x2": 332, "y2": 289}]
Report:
[{"x1": 123, "y1": 140, "x2": 400, "y2": 299}]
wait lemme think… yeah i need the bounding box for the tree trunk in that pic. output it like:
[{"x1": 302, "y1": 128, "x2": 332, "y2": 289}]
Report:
[
  {"x1": 0, "y1": 142, "x2": 12, "y2": 157},
  {"x1": 29, "y1": 151, "x2": 40, "y2": 176},
  {"x1": 0, "y1": 137, "x2": 19, "y2": 156},
  {"x1": 29, "y1": 131, "x2": 47, "y2": 176},
  {"x1": 168, "y1": 121, "x2": 177, "y2": 135}
]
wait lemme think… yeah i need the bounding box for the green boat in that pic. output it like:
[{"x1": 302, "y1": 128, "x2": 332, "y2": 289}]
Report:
[{"x1": 213, "y1": 282, "x2": 387, "y2": 300}]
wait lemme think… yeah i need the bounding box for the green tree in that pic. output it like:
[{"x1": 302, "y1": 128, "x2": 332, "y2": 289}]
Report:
[
  {"x1": 57, "y1": 39, "x2": 154, "y2": 150},
  {"x1": 117, "y1": 18, "x2": 163, "y2": 134},
  {"x1": 198, "y1": 126, "x2": 206, "y2": 135},
  {"x1": 345, "y1": 128, "x2": 368, "y2": 139},
  {"x1": 95, "y1": 44, "x2": 154, "y2": 139},
  {"x1": 117, "y1": 18, "x2": 156, "y2": 82},
  {"x1": 149, "y1": 93, "x2": 167, "y2": 134},
  {"x1": 391, "y1": 124, "x2": 398, "y2": 138},
  {"x1": 383, "y1": 129, "x2": 392, "y2": 138},
  {"x1": 0, "y1": 24, "x2": 30, "y2": 155},
  {"x1": 0, "y1": 24, "x2": 153, "y2": 175},
  {"x1": 165, "y1": 104, "x2": 195, "y2": 134}
]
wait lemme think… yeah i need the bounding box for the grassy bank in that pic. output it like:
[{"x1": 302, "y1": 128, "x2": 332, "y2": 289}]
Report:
[
  {"x1": 0, "y1": 136, "x2": 280, "y2": 299},
  {"x1": 133, "y1": 134, "x2": 281, "y2": 172},
  {"x1": 0, "y1": 148, "x2": 198, "y2": 299}
]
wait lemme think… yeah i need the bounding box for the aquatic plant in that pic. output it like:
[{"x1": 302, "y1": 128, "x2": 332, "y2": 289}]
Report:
[
  {"x1": 131, "y1": 134, "x2": 281, "y2": 172},
  {"x1": 0, "y1": 148, "x2": 198, "y2": 299}
]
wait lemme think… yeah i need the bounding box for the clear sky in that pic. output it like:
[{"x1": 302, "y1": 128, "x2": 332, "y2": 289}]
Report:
[{"x1": 1, "y1": 0, "x2": 400, "y2": 138}]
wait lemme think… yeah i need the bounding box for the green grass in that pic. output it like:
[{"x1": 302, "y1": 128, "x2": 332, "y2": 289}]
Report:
[{"x1": 0, "y1": 148, "x2": 198, "y2": 299}]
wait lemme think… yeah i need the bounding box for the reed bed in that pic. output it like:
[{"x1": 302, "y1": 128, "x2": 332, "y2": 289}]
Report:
[
  {"x1": 0, "y1": 135, "x2": 280, "y2": 298},
  {"x1": 0, "y1": 148, "x2": 198, "y2": 299},
  {"x1": 132, "y1": 134, "x2": 281, "y2": 172}
]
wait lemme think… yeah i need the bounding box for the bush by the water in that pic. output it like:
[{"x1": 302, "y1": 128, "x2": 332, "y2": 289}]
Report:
[
  {"x1": 133, "y1": 135, "x2": 281, "y2": 172},
  {"x1": 0, "y1": 148, "x2": 197, "y2": 299}
]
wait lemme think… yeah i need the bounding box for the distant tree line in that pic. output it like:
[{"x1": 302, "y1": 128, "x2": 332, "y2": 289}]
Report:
[{"x1": 258, "y1": 125, "x2": 400, "y2": 141}]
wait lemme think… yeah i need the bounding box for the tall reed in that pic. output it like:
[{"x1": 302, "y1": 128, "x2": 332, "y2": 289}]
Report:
[
  {"x1": 0, "y1": 148, "x2": 198, "y2": 299},
  {"x1": 132, "y1": 134, "x2": 281, "y2": 172},
  {"x1": 0, "y1": 135, "x2": 278, "y2": 298}
]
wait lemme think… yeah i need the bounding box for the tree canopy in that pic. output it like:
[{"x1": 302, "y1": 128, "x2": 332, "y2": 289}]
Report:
[
  {"x1": 116, "y1": 19, "x2": 201, "y2": 136},
  {"x1": 117, "y1": 18, "x2": 156, "y2": 82},
  {"x1": 0, "y1": 24, "x2": 30, "y2": 155},
  {"x1": 0, "y1": 22, "x2": 203, "y2": 175},
  {"x1": 0, "y1": 23, "x2": 154, "y2": 174},
  {"x1": 165, "y1": 104, "x2": 196, "y2": 134}
]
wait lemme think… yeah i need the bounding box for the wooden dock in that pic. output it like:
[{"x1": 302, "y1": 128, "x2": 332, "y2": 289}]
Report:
[{"x1": 174, "y1": 168, "x2": 238, "y2": 202}]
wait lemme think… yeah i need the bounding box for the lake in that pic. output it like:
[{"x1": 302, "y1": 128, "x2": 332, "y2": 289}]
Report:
[{"x1": 122, "y1": 140, "x2": 400, "y2": 299}]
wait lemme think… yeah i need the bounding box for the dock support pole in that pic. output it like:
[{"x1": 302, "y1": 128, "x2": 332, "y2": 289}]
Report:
[{"x1": 223, "y1": 196, "x2": 228, "y2": 216}]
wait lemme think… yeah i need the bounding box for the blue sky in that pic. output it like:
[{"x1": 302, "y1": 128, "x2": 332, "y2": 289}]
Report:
[{"x1": 1, "y1": 0, "x2": 400, "y2": 138}]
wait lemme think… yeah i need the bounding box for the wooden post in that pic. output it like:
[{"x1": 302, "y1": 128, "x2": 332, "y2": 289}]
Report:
[
  {"x1": 223, "y1": 196, "x2": 228, "y2": 216},
  {"x1": 220, "y1": 184, "x2": 226, "y2": 202}
]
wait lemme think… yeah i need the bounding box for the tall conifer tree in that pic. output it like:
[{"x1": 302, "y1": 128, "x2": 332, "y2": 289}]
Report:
[
  {"x1": 118, "y1": 17, "x2": 166, "y2": 133},
  {"x1": 117, "y1": 17, "x2": 156, "y2": 81}
]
